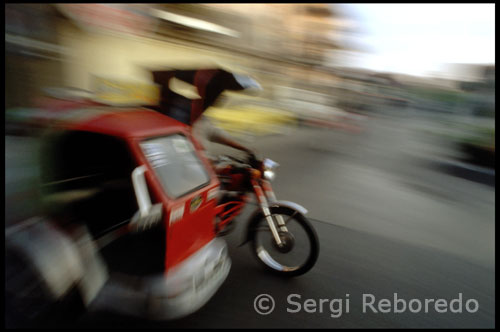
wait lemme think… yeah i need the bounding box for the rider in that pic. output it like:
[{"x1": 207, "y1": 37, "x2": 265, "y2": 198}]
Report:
[
  {"x1": 192, "y1": 114, "x2": 255, "y2": 158},
  {"x1": 151, "y1": 68, "x2": 260, "y2": 158}
]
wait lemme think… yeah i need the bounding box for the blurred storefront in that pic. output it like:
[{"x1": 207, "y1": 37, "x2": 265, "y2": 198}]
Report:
[
  {"x1": 5, "y1": 4, "x2": 67, "y2": 108},
  {"x1": 57, "y1": 5, "x2": 354, "y2": 102},
  {"x1": 6, "y1": 4, "x2": 358, "y2": 124}
]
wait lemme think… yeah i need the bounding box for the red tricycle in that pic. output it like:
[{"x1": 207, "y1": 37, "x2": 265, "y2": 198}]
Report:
[{"x1": 5, "y1": 68, "x2": 319, "y2": 327}]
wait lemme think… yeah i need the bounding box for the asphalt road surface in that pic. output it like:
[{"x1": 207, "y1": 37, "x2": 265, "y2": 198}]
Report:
[{"x1": 78, "y1": 110, "x2": 495, "y2": 328}]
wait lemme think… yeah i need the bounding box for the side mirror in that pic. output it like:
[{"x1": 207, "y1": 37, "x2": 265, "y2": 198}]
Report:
[{"x1": 129, "y1": 166, "x2": 163, "y2": 232}]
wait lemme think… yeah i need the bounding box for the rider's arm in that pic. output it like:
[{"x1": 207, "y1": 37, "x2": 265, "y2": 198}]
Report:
[
  {"x1": 209, "y1": 132, "x2": 253, "y2": 154},
  {"x1": 204, "y1": 118, "x2": 253, "y2": 154}
]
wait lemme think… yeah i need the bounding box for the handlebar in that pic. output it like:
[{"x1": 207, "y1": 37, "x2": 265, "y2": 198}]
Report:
[
  {"x1": 224, "y1": 154, "x2": 245, "y2": 164},
  {"x1": 219, "y1": 152, "x2": 261, "y2": 169}
]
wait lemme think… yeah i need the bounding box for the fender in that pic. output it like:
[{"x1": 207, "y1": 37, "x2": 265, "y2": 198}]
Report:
[
  {"x1": 270, "y1": 200, "x2": 308, "y2": 215},
  {"x1": 239, "y1": 201, "x2": 308, "y2": 246}
]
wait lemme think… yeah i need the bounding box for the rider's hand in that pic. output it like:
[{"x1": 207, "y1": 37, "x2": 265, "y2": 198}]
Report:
[
  {"x1": 245, "y1": 149, "x2": 258, "y2": 165},
  {"x1": 244, "y1": 147, "x2": 255, "y2": 157}
]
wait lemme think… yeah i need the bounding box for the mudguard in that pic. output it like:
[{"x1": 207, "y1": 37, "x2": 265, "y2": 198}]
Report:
[{"x1": 240, "y1": 201, "x2": 308, "y2": 246}]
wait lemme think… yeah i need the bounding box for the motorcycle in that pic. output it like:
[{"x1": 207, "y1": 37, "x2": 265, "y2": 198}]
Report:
[
  {"x1": 150, "y1": 67, "x2": 320, "y2": 276},
  {"x1": 213, "y1": 153, "x2": 319, "y2": 277}
]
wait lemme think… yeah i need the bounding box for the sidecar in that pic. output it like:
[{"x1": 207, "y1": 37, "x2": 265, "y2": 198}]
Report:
[
  {"x1": 5, "y1": 67, "x2": 259, "y2": 325},
  {"x1": 6, "y1": 105, "x2": 230, "y2": 323}
]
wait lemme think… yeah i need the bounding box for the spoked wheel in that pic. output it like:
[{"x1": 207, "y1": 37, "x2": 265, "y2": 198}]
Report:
[{"x1": 249, "y1": 206, "x2": 319, "y2": 277}]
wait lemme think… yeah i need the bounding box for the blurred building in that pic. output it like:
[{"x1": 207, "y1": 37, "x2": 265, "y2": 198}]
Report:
[
  {"x1": 5, "y1": 4, "x2": 360, "y2": 123},
  {"x1": 5, "y1": 4, "x2": 67, "y2": 108},
  {"x1": 328, "y1": 67, "x2": 411, "y2": 113},
  {"x1": 151, "y1": 4, "x2": 356, "y2": 105}
]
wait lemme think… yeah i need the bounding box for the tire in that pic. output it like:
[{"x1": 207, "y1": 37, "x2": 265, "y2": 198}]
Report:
[
  {"x1": 5, "y1": 248, "x2": 56, "y2": 328},
  {"x1": 249, "y1": 206, "x2": 319, "y2": 277},
  {"x1": 5, "y1": 248, "x2": 85, "y2": 328}
]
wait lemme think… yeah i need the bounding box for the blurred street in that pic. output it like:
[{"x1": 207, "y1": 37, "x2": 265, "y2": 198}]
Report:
[{"x1": 78, "y1": 109, "x2": 495, "y2": 328}]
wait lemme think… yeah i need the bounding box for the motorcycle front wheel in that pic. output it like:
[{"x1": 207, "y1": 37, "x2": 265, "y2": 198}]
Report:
[{"x1": 249, "y1": 206, "x2": 319, "y2": 277}]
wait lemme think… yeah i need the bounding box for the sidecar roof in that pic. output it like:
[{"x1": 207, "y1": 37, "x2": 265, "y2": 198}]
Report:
[{"x1": 46, "y1": 106, "x2": 189, "y2": 139}]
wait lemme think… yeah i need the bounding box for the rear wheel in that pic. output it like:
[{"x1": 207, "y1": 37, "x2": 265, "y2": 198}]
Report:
[{"x1": 249, "y1": 206, "x2": 319, "y2": 277}]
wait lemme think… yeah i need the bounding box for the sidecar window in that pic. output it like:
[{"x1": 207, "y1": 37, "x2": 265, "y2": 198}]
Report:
[
  {"x1": 140, "y1": 134, "x2": 210, "y2": 198},
  {"x1": 41, "y1": 131, "x2": 138, "y2": 237}
]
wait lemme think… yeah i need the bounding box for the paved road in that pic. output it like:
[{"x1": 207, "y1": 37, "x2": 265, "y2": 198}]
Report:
[{"x1": 79, "y1": 111, "x2": 495, "y2": 328}]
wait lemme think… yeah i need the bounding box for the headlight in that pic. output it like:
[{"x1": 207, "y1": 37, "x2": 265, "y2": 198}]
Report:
[
  {"x1": 262, "y1": 158, "x2": 279, "y2": 181},
  {"x1": 263, "y1": 169, "x2": 275, "y2": 181}
]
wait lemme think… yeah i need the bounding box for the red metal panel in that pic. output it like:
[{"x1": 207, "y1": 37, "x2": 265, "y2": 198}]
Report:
[
  {"x1": 70, "y1": 108, "x2": 188, "y2": 139},
  {"x1": 46, "y1": 106, "x2": 221, "y2": 273},
  {"x1": 127, "y1": 132, "x2": 221, "y2": 272}
]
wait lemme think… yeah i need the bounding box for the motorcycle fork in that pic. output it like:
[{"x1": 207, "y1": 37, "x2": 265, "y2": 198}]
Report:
[
  {"x1": 261, "y1": 180, "x2": 289, "y2": 233},
  {"x1": 252, "y1": 179, "x2": 288, "y2": 246}
]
